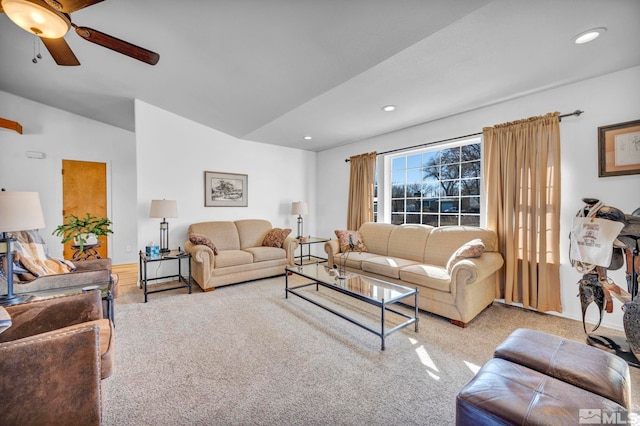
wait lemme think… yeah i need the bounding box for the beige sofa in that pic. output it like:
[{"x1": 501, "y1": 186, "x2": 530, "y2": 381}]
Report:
[
  {"x1": 324, "y1": 222, "x2": 504, "y2": 327},
  {"x1": 184, "y1": 219, "x2": 298, "y2": 291}
]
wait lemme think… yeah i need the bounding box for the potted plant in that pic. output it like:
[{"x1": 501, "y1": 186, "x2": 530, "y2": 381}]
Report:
[{"x1": 52, "y1": 213, "x2": 113, "y2": 253}]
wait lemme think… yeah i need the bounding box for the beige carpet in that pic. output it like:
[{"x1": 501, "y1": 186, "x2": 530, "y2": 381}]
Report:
[{"x1": 103, "y1": 276, "x2": 639, "y2": 425}]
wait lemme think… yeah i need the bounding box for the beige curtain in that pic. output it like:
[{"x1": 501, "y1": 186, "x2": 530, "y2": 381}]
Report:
[
  {"x1": 347, "y1": 151, "x2": 377, "y2": 230},
  {"x1": 483, "y1": 112, "x2": 562, "y2": 312}
]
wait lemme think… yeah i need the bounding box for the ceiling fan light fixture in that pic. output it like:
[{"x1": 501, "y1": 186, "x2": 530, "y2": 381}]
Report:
[
  {"x1": 381, "y1": 105, "x2": 396, "y2": 112},
  {"x1": 2, "y1": 0, "x2": 70, "y2": 38}
]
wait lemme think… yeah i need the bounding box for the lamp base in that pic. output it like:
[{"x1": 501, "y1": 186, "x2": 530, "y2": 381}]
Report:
[
  {"x1": 0, "y1": 293, "x2": 33, "y2": 306},
  {"x1": 160, "y1": 248, "x2": 171, "y2": 253}
]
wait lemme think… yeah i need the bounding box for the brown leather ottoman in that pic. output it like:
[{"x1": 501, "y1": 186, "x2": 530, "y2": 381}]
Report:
[
  {"x1": 494, "y1": 328, "x2": 630, "y2": 408},
  {"x1": 456, "y1": 358, "x2": 627, "y2": 425},
  {"x1": 456, "y1": 328, "x2": 631, "y2": 425}
]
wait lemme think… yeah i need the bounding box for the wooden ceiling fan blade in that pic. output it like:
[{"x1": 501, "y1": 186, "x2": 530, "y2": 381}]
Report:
[
  {"x1": 40, "y1": 36, "x2": 80, "y2": 65},
  {"x1": 75, "y1": 26, "x2": 159, "y2": 65},
  {"x1": 44, "y1": 0, "x2": 103, "y2": 14}
]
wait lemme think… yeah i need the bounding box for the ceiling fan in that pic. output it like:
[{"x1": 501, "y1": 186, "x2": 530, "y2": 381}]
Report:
[{"x1": 0, "y1": 0, "x2": 159, "y2": 66}]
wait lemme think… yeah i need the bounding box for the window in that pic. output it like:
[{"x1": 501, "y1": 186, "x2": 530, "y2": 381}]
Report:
[{"x1": 378, "y1": 138, "x2": 482, "y2": 226}]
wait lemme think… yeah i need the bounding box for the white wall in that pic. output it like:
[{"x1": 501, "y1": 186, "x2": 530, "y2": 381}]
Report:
[
  {"x1": 0, "y1": 91, "x2": 137, "y2": 264},
  {"x1": 0, "y1": 92, "x2": 316, "y2": 271},
  {"x1": 134, "y1": 100, "x2": 317, "y2": 260},
  {"x1": 316, "y1": 66, "x2": 640, "y2": 330},
  {"x1": 3, "y1": 66, "x2": 637, "y2": 330}
]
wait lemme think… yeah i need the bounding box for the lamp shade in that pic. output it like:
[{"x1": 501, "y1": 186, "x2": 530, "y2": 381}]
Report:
[
  {"x1": 0, "y1": 191, "x2": 46, "y2": 232},
  {"x1": 291, "y1": 201, "x2": 308, "y2": 216},
  {"x1": 2, "y1": 0, "x2": 71, "y2": 38},
  {"x1": 149, "y1": 200, "x2": 178, "y2": 218}
]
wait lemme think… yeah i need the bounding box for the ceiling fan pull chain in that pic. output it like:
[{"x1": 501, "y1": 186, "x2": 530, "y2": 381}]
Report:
[
  {"x1": 32, "y1": 35, "x2": 38, "y2": 63},
  {"x1": 31, "y1": 35, "x2": 43, "y2": 64}
]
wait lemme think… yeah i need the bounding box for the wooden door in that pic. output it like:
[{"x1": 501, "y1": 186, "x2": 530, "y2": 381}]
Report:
[{"x1": 61, "y1": 160, "x2": 108, "y2": 260}]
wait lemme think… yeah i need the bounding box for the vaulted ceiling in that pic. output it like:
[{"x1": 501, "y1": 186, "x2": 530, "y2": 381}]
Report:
[{"x1": 1, "y1": 0, "x2": 639, "y2": 151}]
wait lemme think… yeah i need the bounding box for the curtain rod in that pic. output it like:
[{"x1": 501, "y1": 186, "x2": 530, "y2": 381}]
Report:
[{"x1": 344, "y1": 109, "x2": 584, "y2": 162}]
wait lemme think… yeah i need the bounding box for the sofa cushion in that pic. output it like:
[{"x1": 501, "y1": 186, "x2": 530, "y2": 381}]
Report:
[
  {"x1": 399, "y1": 264, "x2": 451, "y2": 292},
  {"x1": 358, "y1": 222, "x2": 395, "y2": 255},
  {"x1": 189, "y1": 233, "x2": 218, "y2": 255},
  {"x1": 244, "y1": 246, "x2": 286, "y2": 262},
  {"x1": 335, "y1": 230, "x2": 368, "y2": 252},
  {"x1": 189, "y1": 221, "x2": 240, "y2": 250},
  {"x1": 236, "y1": 219, "x2": 273, "y2": 249},
  {"x1": 53, "y1": 318, "x2": 113, "y2": 379},
  {"x1": 387, "y1": 224, "x2": 433, "y2": 262},
  {"x1": 262, "y1": 228, "x2": 291, "y2": 248},
  {"x1": 446, "y1": 238, "x2": 485, "y2": 273},
  {"x1": 425, "y1": 226, "x2": 496, "y2": 266},
  {"x1": 333, "y1": 251, "x2": 380, "y2": 269},
  {"x1": 361, "y1": 256, "x2": 419, "y2": 279},
  {"x1": 215, "y1": 250, "x2": 254, "y2": 268}
]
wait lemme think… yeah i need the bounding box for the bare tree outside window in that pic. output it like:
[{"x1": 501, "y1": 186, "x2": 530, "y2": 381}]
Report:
[{"x1": 384, "y1": 139, "x2": 481, "y2": 226}]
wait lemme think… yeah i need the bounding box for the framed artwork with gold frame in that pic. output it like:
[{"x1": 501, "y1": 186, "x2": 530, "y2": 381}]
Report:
[{"x1": 598, "y1": 119, "x2": 640, "y2": 177}]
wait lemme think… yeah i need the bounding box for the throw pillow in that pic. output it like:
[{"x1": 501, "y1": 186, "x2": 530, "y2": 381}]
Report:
[
  {"x1": 334, "y1": 230, "x2": 368, "y2": 252},
  {"x1": 189, "y1": 233, "x2": 218, "y2": 255},
  {"x1": 446, "y1": 238, "x2": 485, "y2": 273},
  {"x1": 0, "y1": 306, "x2": 11, "y2": 334},
  {"x1": 262, "y1": 228, "x2": 292, "y2": 248}
]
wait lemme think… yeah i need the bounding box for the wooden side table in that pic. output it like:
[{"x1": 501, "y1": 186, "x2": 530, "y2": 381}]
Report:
[{"x1": 71, "y1": 243, "x2": 102, "y2": 260}]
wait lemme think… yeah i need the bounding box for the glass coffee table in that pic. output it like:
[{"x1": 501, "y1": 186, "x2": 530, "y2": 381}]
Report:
[
  {"x1": 25, "y1": 278, "x2": 115, "y2": 323},
  {"x1": 285, "y1": 263, "x2": 418, "y2": 350}
]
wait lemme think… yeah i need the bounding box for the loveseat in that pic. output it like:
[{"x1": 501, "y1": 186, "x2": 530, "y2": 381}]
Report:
[
  {"x1": 184, "y1": 219, "x2": 299, "y2": 291},
  {"x1": 324, "y1": 222, "x2": 504, "y2": 327}
]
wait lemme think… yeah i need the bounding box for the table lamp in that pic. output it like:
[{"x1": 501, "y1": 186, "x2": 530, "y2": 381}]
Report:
[
  {"x1": 291, "y1": 201, "x2": 308, "y2": 239},
  {"x1": 0, "y1": 191, "x2": 46, "y2": 305},
  {"x1": 149, "y1": 199, "x2": 178, "y2": 253}
]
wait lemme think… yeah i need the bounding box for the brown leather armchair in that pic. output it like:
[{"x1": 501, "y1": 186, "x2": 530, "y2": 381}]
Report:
[{"x1": 0, "y1": 290, "x2": 115, "y2": 425}]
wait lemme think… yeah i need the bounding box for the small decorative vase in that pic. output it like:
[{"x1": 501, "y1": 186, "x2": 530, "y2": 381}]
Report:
[{"x1": 337, "y1": 250, "x2": 351, "y2": 279}]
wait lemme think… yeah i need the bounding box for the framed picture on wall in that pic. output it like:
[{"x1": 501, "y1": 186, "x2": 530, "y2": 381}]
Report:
[
  {"x1": 598, "y1": 119, "x2": 640, "y2": 177},
  {"x1": 204, "y1": 171, "x2": 248, "y2": 207}
]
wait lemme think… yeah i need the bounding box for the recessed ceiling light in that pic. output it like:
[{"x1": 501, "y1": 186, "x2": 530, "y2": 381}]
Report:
[
  {"x1": 303, "y1": 136, "x2": 312, "y2": 140},
  {"x1": 573, "y1": 27, "x2": 606, "y2": 44},
  {"x1": 381, "y1": 105, "x2": 396, "y2": 112}
]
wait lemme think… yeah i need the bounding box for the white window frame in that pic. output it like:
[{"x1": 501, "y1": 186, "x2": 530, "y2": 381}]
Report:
[{"x1": 376, "y1": 137, "x2": 484, "y2": 227}]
